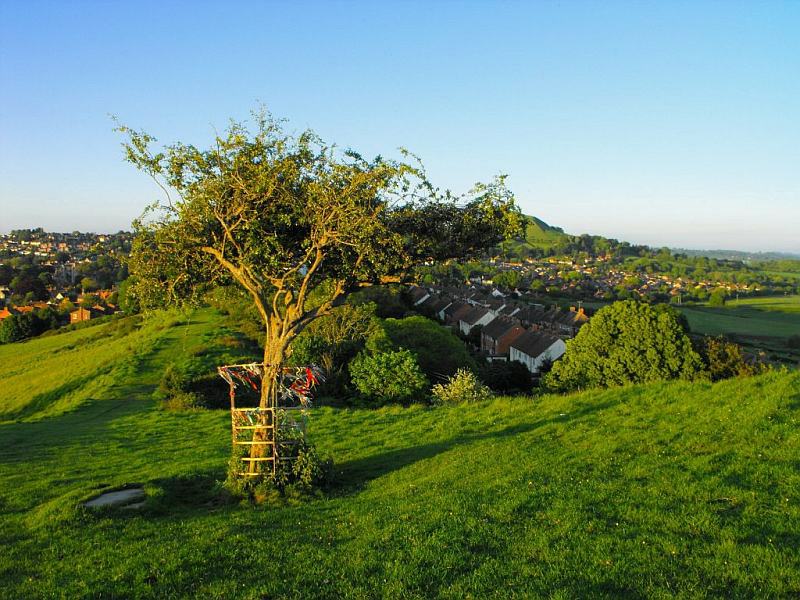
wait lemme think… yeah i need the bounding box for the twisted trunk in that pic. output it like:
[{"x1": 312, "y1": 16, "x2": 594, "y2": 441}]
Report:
[{"x1": 248, "y1": 329, "x2": 289, "y2": 474}]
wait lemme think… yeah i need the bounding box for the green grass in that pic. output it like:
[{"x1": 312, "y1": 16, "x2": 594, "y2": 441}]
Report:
[
  {"x1": 502, "y1": 215, "x2": 569, "y2": 256},
  {"x1": 722, "y1": 295, "x2": 800, "y2": 314},
  {"x1": 1, "y1": 310, "x2": 799, "y2": 597},
  {"x1": 679, "y1": 295, "x2": 800, "y2": 338},
  {"x1": 678, "y1": 298, "x2": 800, "y2": 366}
]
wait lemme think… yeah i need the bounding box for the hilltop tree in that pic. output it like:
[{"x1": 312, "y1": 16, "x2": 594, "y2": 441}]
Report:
[
  {"x1": 119, "y1": 110, "x2": 521, "y2": 410},
  {"x1": 708, "y1": 289, "x2": 727, "y2": 307},
  {"x1": 544, "y1": 300, "x2": 703, "y2": 392}
]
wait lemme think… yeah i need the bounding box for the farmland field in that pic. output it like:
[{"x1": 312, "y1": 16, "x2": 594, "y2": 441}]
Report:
[
  {"x1": 679, "y1": 304, "x2": 800, "y2": 339},
  {"x1": 723, "y1": 294, "x2": 800, "y2": 313},
  {"x1": 678, "y1": 296, "x2": 800, "y2": 366},
  {"x1": 1, "y1": 309, "x2": 799, "y2": 598}
]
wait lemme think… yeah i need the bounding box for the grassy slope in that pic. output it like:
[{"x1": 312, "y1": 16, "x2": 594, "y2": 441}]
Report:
[
  {"x1": 503, "y1": 215, "x2": 568, "y2": 256},
  {"x1": 0, "y1": 309, "x2": 242, "y2": 422},
  {"x1": 1, "y1": 312, "x2": 799, "y2": 598}
]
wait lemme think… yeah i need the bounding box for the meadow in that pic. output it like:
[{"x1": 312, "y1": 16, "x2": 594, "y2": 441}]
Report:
[
  {"x1": 1, "y1": 309, "x2": 798, "y2": 598},
  {"x1": 677, "y1": 294, "x2": 800, "y2": 366},
  {"x1": 722, "y1": 294, "x2": 800, "y2": 313}
]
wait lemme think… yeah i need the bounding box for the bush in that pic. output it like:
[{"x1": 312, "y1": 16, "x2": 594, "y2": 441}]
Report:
[
  {"x1": 289, "y1": 302, "x2": 379, "y2": 397},
  {"x1": 224, "y1": 439, "x2": 332, "y2": 502},
  {"x1": 432, "y1": 369, "x2": 493, "y2": 405},
  {"x1": 480, "y1": 360, "x2": 532, "y2": 394},
  {"x1": 700, "y1": 336, "x2": 759, "y2": 381},
  {"x1": 161, "y1": 391, "x2": 201, "y2": 411},
  {"x1": 0, "y1": 308, "x2": 60, "y2": 344},
  {"x1": 708, "y1": 289, "x2": 727, "y2": 307},
  {"x1": 155, "y1": 362, "x2": 229, "y2": 410},
  {"x1": 366, "y1": 316, "x2": 477, "y2": 383},
  {"x1": 349, "y1": 349, "x2": 428, "y2": 405},
  {"x1": 545, "y1": 300, "x2": 703, "y2": 392}
]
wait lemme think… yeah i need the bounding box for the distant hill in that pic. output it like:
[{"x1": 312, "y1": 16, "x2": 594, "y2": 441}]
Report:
[
  {"x1": 501, "y1": 216, "x2": 800, "y2": 262},
  {"x1": 501, "y1": 215, "x2": 569, "y2": 257},
  {"x1": 671, "y1": 248, "x2": 800, "y2": 261}
]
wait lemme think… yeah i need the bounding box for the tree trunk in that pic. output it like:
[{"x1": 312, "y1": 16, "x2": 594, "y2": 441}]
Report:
[{"x1": 248, "y1": 339, "x2": 283, "y2": 475}]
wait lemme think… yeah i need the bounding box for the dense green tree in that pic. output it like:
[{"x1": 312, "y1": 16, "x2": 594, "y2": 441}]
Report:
[
  {"x1": 349, "y1": 349, "x2": 428, "y2": 405},
  {"x1": 699, "y1": 336, "x2": 758, "y2": 381},
  {"x1": 79, "y1": 294, "x2": 101, "y2": 309},
  {"x1": 117, "y1": 279, "x2": 140, "y2": 314},
  {"x1": 349, "y1": 285, "x2": 409, "y2": 319},
  {"x1": 545, "y1": 300, "x2": 703, "y2": 392},
  {"x1": 366, "y1": 315, "x2": 477, "y2": 383},
  {"x1": 80, "y1": 277, "x2": 100, "y2": 293},
  {"x1": 493, "y1": 270, "x2": 521, "y2": 290},
  {"x1": 0, "y1": 264, "x2": 13, "y2": 286},
  {"x1": 0, "y1": 314, "x2": 31, "y2": 343},
  {"x1": 9, "y1": 273, "x2": 47, "y2": 300},
  {"x1": 119, "y1": 110, "x2": 520, "y2": 411},
  {"x1": 708, "y1": 289, "x2": 727, "y2": 307},
  {"x1": 480, "y1": 360, "x2": 532, "y2": 394},
  {"x1": 0, "y1": 309, "x2": 58, "y2": 344}
]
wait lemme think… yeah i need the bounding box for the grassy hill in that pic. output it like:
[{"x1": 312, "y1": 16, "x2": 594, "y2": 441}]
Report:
[
  {"x1": 501, "y1": 215, "x2": 569, "y2": 257},
  {"x1": 1, "y1": 310, "x2": 799, "y2": 597}
]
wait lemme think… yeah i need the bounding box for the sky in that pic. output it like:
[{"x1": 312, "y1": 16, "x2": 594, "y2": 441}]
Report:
[{"x1": 1, "y1": 1, "x2": 798, "y2": 252}]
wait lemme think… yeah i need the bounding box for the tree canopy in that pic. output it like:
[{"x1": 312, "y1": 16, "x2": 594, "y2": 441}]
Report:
[
  {"x1": 366, "y1": 315, "x2": 478, "y2": 383},
  {"x1": 119, "y1": 110, "x2": 520, "y2": 406},
  {"x1": 544, "y1": 300, "x2": 703, "y2": 392}
]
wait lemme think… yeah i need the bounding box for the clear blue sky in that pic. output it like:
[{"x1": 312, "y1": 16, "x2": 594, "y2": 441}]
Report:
[{"x1": 1, "y1": 1, "x2": 798, "y2": 252}]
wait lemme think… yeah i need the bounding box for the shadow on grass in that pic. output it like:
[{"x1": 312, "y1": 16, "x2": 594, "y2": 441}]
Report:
[
  {"x1": 145, "y1": 469, "x2": 234, "y2": 514},
  {"x1": 0, "y1": 338, "x2": 175, "y2": 463},
  {"x1": 92, "y1": 398, "x2": 618, "y2": 519},
  {"x1": 330, "y1": 399, "x2": 617, "y2": 496}
]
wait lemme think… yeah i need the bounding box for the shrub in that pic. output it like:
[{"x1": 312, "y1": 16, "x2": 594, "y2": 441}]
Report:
[
  {"x1": 290, "y1": 302, "x2": 379, "y2": 396},
  {"x1": 161, "y1": 391, "x2": 201, "y2": 411},
  {"x1": 480, "y1": 360, "x2": 532, "y2": 394},
  {"x1": 366, "y1": 316, "x2": 477, "y2": 382},
  {"x1": 0, "y1": 308, "x2": 60, "y2": 344},
  {"x1": 155, "y1": 361, "x2": 232, "y2": 410},
  {"x1": 699, "y1": 336, "x2": 759, "y2": 381},
  {"x1": 224, "y1": 439, "x2": 332, "y2": 502},
  {"x1": 432, "y1": 369, "x2": 493, "y2": 405},
  {"x1": 349, "y1": 349, "x2": 428, "y2": 405},
  {"x1": 544, "y1": 300, "x2": 703, "y2": 392}
]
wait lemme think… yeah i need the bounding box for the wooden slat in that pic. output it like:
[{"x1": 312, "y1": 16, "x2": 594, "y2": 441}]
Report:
[
  {"x1": 240, "y1": 457, "x2": 274, "y2": 462},
  {"x1": 233, "y1": 425, "x2": 275, "y2": 430},
  {"x1": 233, "y1": 441, "x2": 273, "y2": 445}
]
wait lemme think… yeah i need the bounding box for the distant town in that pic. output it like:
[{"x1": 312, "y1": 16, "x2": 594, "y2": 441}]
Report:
[
  {"x1": 2, "y1": 225, "x2": 798, "y2": 351},
  {"x1": 0, "y1": 228, "x2": 132, "y2": 337}
]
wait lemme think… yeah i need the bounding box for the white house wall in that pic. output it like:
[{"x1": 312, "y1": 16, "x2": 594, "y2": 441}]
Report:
[{"x1": 510, "y1": 338, "x2": 567, "y2": 374}]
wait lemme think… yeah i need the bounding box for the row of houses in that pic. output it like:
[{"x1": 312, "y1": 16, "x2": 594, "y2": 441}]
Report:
[
  {"x1": 409, "y1": 285, "x2": 589, "y2": 374},
  {"x1": 0, "y1": 298, "x2": 118, "y2": 324}
]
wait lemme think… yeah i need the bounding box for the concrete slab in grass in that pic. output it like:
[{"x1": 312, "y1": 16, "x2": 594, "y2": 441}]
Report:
[{"x1": 84, "y1": 487, "x2": 145, "y2": 509}]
